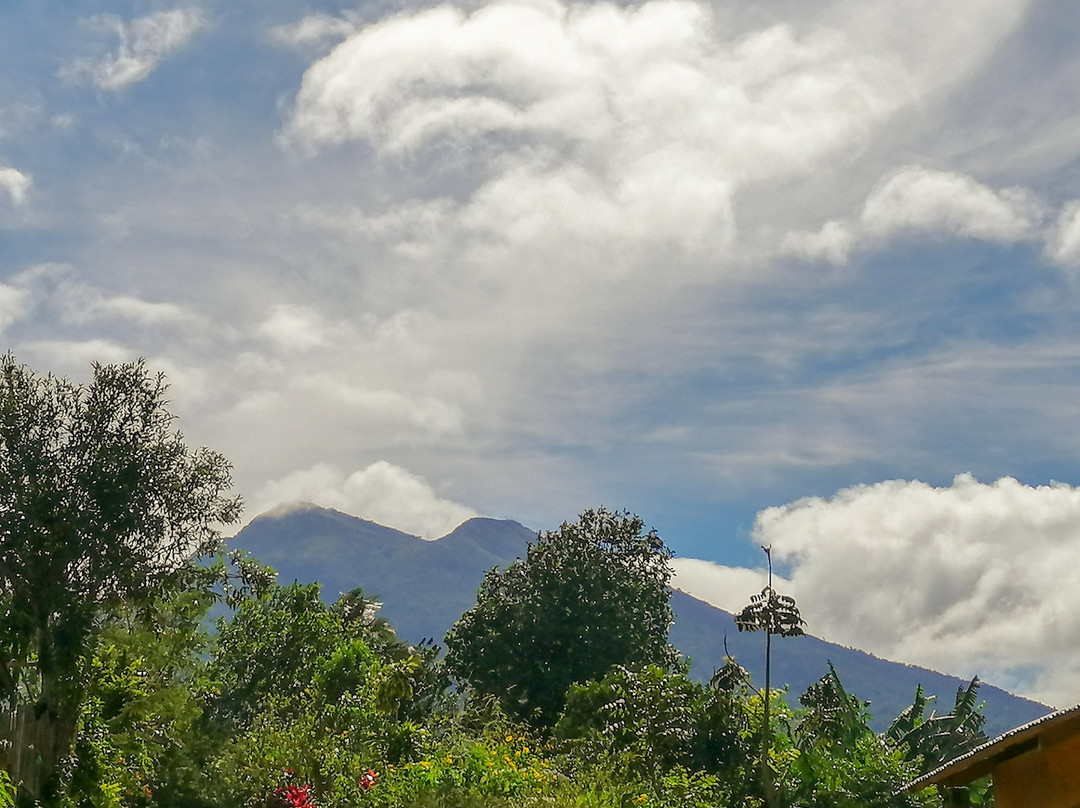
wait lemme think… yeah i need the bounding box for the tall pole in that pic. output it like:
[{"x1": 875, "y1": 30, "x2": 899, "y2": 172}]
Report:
[{"x1": 762, "y1": 546, "x2": 777, "y2": 808}]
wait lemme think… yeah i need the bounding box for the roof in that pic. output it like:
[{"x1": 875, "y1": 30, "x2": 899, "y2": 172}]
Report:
[{"x1": 906, "y1": 704, "x2": 1080, "y2": 791}]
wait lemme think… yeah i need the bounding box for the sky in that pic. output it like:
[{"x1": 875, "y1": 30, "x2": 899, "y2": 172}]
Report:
[{"x1": 3, "y1": 0, "x2": 1080, "y2": 707}]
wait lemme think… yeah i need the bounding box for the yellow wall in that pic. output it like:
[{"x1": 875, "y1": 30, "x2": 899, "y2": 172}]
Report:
[{"x1": 994, "y1": 731, "x2": 1080, "y2": 808}]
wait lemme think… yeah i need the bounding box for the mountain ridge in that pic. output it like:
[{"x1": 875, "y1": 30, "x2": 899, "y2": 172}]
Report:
[{"x1": 227, "y1": 505, "x2": 1050, "y2": 734}]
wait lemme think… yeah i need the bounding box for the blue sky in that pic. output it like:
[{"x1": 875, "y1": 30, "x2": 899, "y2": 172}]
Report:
[{"x1": 5, "y1": 0, "x2": 1080, "y2": 705}]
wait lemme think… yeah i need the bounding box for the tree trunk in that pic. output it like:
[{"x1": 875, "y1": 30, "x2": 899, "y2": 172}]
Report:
[
  {"x1": 2, "y1": 704, "x2": 76, "y2": 808},
  {"x1": 762, "y1": 628, "x2": 778, "y2": 808}
]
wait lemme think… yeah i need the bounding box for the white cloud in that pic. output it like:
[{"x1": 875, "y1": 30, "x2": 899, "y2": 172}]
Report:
[
  {"x1": 298, "y1": 374, "x2": 466, "y2": 437},
  {"x1": 782, "y1": 166, "x2": 1045, "y2": 264},
  {"x1": 780, "y1": 219, "x2": 855, "y2": 265},
  {"x1": 89, "y1": 295, "x2": 194, "y2": 327},
  {"x1": 670, "y1": 557, "x2": 772, "y2": 614},
  {"x1": 253, "y1": 460, "x2": 479, "y2": 539},
  {"x1": 1046, "y1": 200, "x2": 1080, "y2": 268},
  {"x1": 0, "y1": 284, "x2": 30, "y2": 332},
  {"x1": 22, "y1": 339, "x2": 133, "y2": 374},
  {"x1": 269, "y1": 14, "x2": 357, "y2": 52},
  {"x1": 63, "y1": 8, "x2": 207, "y2": 91},
  {"x1": 281, "y1": 0, "x2": 915, "y2": 269},
  {"x1": 860, "y1": 166, "x2": 1044, "y2": 242},
  {"x1": 0, "y1": 167, "x2": 31, "y2": 205},
  {"x1": 257, "y1": 304, "x2": 328, "y2": 352},
  {"x1": 750, "y1": 475, "x2": 1080, "y2": 707}
]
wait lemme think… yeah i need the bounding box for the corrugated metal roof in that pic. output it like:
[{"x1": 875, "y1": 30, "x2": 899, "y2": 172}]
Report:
[{"x1": 906, "y1": 703, "x2": 1080, "y2": 792}]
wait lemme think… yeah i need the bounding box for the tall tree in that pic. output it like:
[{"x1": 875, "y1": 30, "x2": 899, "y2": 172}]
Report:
[
  {"x1": 0, "y1": 356, "x2": 241, "y2": 804},
  {"x1": 736, "y1": 545, "x2": 805, "y2": 808},
  {"x1": 446, "y1": 508, "x2": 678, "y2": 728}
]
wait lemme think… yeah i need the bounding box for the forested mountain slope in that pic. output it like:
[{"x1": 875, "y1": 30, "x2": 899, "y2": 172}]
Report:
[{"x1": 229, "y1": 504, "x2": 1050, "y2": 734}]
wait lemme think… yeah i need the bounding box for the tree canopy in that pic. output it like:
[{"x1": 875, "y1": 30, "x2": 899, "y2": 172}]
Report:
[
  {"x1": 0, "y1": 355, "x2": 241, "y2": 803},
  {"x1": 445, "y1": 508, "x2": 678, "y2": 728}
]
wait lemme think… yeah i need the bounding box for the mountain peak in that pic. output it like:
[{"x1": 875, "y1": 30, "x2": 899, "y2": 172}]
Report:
[{"x1": 241, "y1": 502, "x2": 422, "y2": 540}]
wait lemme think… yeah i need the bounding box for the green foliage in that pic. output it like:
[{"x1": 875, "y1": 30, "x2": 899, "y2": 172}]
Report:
[
  {"x1": 209, "y1": 582, "x2": 349, "y2": 727},
  {"x1": 203, "y1": 581, "x2": 443, "y2": 807},
  {"x1": 0, "y1": 356, "x2": 240, "y2": 805},
  {"x1": 0, "y1": 367, "x2": 999, "y2": 808},
  {"x1": 886, "y1": 677, "x2": 988, "y2": 775},
  {"x1": 797, "y1": 662, "x2": 872, "y2": 753},
  {"x1": 445, "y1": 509, "x2": 678, "y2": 728},
  {"x1": 0, "y1": 771, "x2": 15, "y2": 808},
  {"x1": 59, "y1": 564, "x2": 234, "y2": 808},
  {"x1": 789, "y1": 666, "x2": 930, "y2": 808},
  {"x1": 734, "y1": 588, "x2": 806, "y2": 639},
  {"x1": 555, "y1": 664, "x2": 753, "y2": 782},
  {"x1": 45, "y1": 565, "x2": 969, "y2": 808}
]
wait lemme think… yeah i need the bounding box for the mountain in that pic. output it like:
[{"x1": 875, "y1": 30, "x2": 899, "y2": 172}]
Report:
[
  {"x1": 227, "y1": 504, "x2": 1050, "y2": 735},
  {"x1": 228, "y1": 504, "x2": 536, "y2": 644}
]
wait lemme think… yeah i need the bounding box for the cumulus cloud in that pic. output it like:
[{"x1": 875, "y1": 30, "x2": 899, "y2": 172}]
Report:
[
  {"x1": 748, "y1": 475, "x2": 1080, "y2": 706},
  {"x1": 253, "y1": 460, "x2": 479, "y2": 539},
  {"x1": 0, "y1": 167, "x2": 31, "y2": 205},
  {"x1": 782, "y1": 166, "x2": 1045, "y2": 264},
  {"x1": 859, "y1": 167, "x2": 1044, "y2": 242},
  {"x1": 63, "y1": 8, "x2": 207, "y2": 90},
  {"x1": 281, "y1": 0, "x2": 915, "y2": 267}
]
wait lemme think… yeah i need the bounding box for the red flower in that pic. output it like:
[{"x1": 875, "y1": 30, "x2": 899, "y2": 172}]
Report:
[
  {"x1": 358, "y1": 769, "x2": 379, "y2": 791},
  {"x1": 274, "y1": 783, "x2": 317, "y2": 808}
]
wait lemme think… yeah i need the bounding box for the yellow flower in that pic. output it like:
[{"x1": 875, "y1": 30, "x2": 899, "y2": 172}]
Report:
[{"x1": 420, "y1": 761, "x2": 431, "y2": 768}]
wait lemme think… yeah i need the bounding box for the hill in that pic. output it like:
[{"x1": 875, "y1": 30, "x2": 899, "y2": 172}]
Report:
[{"x1": 228, "y1": 504, "x2": 1050, "y2": 735}]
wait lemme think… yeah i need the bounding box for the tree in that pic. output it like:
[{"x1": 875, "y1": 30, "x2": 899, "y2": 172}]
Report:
[
  {"x1": 735, "y1": 545, "x2": 805, "y2": 808},
  {"x1": 445, "y1": 508, "x2": 678, "y2": 728},
  {"x1": 205, "y1": 581, "x2": 435, "y2": 806},
  {"x1": 792, "y1": 665, "x2": 928, "y2": 808},
  {"x1": 555, "y1": 663, "x2": 755, "y2": 788},
  {"x1": 0, "y1": 355, "x2": 241, "y2": 804}
]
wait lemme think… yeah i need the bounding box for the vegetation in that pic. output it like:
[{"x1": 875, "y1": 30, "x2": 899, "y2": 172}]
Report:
[
  {"x1": 0, "y1": 356, "x2": 241, "y2": 805},
  {"x1": 735, "y1": 545, "x2": 805, "y2": 808},
  {"x1": 0, "y1": 358, "x2": 987, "y2": 807},
  {"x1": 445, "y1": 509, "x2": 678, "y2": 729}
]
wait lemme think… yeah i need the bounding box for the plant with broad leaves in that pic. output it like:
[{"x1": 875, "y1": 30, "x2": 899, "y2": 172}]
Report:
[
  {"x1": 885, "y1": 677, "x2": 991, "y2": 805},
  {"x1": 790, "y1": 665, "x2": 930, "y2": 808}
]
